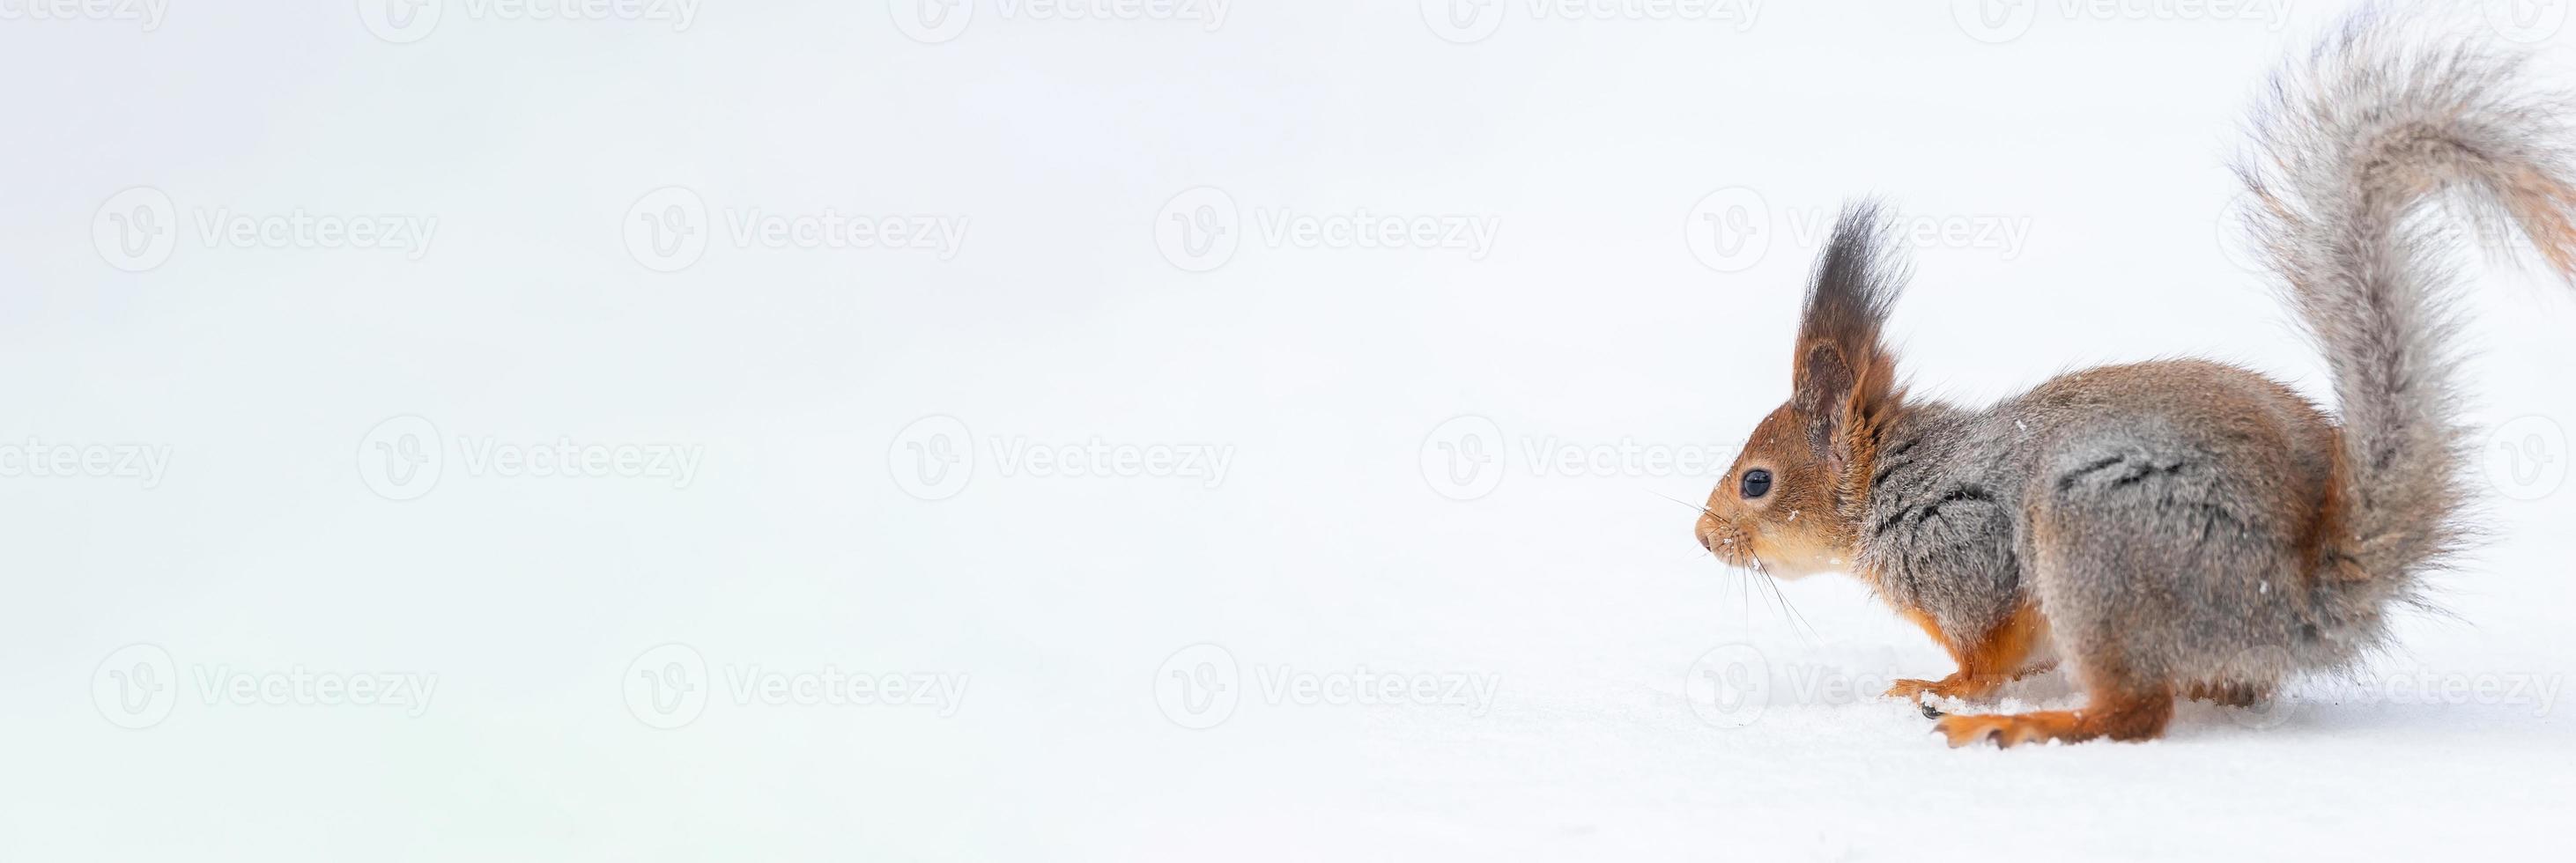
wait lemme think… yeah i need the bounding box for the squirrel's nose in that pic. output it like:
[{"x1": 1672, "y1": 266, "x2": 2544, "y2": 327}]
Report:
[{"x1": 1695, "y1": 526, "x2": 1716, "y2": 553}]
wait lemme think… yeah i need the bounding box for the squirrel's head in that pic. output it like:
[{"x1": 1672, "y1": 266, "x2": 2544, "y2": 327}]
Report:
[{"x1": 1696, "y1": 203, "x2": 1906, "y2": 579}]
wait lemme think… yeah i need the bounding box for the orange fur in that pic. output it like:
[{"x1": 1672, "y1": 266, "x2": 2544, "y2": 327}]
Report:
[
  {"x1": 1884, "y1": 601, "x2": 2053, "y2": 704},
  {"x1": 1936, "y1": 682, "x2": 2174, "y2": 748}
]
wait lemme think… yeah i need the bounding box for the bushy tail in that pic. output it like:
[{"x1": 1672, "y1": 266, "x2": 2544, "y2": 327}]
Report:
[{"x1": 2235, "y1": 10, "x2": 2576, "y2": 601}]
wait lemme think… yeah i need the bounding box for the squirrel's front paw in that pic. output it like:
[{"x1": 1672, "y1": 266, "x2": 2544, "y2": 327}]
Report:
[
  {"x1": 1887, "y1": 678, "x2": 1960, "y2": 718},
  {"x1": 1884, "y1": 676, "x2": 1965, "y2": 702},
  {"x1": 1885, "y1": 674, "x2": 2013, "y2": 712}
]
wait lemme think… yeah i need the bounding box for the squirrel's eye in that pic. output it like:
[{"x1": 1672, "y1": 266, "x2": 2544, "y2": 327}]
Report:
[{"x1": 1740, "y1": 468, "x2": 1773, "y2": 499}]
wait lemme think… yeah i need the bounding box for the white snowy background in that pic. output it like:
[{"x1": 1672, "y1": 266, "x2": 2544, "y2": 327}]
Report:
[{"x1": 4, "y1": 1, "x2": 2573, "y2": 859}]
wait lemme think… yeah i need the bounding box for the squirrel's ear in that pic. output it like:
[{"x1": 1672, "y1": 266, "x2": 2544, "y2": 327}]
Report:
[{"x1": 1791, "y1": 202, "x2": 1906, "y2": 472}]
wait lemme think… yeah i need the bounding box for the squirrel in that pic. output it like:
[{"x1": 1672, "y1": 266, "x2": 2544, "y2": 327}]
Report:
[{"x1": 1691, "y1": 11, "x2": 2576, "y2": 747}]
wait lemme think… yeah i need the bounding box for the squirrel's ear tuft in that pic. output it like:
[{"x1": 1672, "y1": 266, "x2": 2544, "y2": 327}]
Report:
[
  {"x1": 1795, "y1": 202, "x2": 1904, "y2": 379},
  {"x1": 1791, "y1": 202, "x2": 1906, "y2": 469}
]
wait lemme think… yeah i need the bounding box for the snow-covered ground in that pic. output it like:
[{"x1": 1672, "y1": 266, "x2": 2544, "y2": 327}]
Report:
[{"x1": 4, "y1": 2, "x2": 2572, "y2": 859}]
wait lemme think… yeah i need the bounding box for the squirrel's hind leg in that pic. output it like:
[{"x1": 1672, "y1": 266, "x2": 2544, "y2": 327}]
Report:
[{"x1": 2184, "y1": 680, "x2": 2270, "y2": 709}]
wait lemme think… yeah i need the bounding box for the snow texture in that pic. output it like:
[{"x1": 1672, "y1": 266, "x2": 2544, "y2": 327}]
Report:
[{"x1": 2, "y1": 2, "x2": 2572, "y2": 860}]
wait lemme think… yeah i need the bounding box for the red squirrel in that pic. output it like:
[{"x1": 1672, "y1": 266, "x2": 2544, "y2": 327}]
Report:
[{"x1": 1691, "y1": 12, "x2": 2576, "y2": 747}]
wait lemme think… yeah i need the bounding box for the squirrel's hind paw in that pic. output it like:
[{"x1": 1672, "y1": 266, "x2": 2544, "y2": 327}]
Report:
[
  {"x1": 1933, "y1": 689, "x2": 2174, "y2": 748},
  {"x1": 1933, "y1": 712, "x2": 2087, "y2": 748}
]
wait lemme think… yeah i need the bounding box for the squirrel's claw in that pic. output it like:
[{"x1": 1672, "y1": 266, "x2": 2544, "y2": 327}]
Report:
[{"x1": 1890, "y1": 678, "x2": 1958, "y2": 718}]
